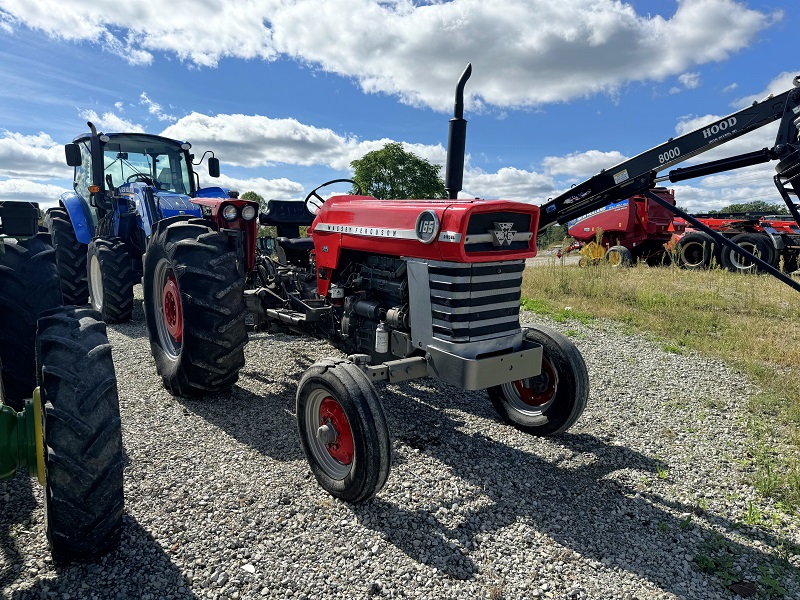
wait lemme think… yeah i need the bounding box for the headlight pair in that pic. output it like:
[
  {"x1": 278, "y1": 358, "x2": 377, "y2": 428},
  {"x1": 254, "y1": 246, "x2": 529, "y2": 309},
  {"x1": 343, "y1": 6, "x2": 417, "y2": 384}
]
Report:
[{"x1": 222, "y1": 203, "x2": 257, "y2": 221}]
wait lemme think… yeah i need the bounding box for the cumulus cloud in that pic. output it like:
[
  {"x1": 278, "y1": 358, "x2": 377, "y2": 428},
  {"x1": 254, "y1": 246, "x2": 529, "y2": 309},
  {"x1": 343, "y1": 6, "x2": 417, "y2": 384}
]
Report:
[
  {"x1": 731, "y1": 70, "x2": 800, "y2": 109},
  {"x1": 79, "y1": 109, "x2": 144, "y2": 133},
  {"x1": 0, "y1": 132, "x2": 69, "y2": 179},
  {"x1": 462, "y1": 167, "x2": 556, "y2": 203},
  {"x1": 160, "y1": 112, "x2": 447, "y2": 171},
  {"x1": 210, "y1": 174, "x2": 305, "y2": 201},
  {"x1": 0, "y1": 179, "x2": 70, "y2": 209},
  {"x1": 542, "y1": 150, "x2": 628, "y2": 180},
  {"x1": 0, "y1": 0, "x2": 780, "y2": 111}
]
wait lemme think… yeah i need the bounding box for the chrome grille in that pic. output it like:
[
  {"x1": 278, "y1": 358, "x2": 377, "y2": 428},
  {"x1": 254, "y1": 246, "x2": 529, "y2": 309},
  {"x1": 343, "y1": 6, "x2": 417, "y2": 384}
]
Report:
[{"x1": 428, "y1": 260, "x2": 524, "y2": 342}]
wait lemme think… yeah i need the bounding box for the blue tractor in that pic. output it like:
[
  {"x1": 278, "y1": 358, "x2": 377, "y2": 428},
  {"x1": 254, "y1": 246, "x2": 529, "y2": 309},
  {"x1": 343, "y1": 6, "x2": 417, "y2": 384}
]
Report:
[{"x1": 45, "y1": 122, "x2": 231, "y2": 322}]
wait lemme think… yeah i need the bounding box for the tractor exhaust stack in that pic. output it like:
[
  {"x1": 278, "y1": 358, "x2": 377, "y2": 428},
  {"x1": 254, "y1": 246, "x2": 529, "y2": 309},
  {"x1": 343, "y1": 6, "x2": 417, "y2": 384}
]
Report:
[{"x1": 445, "y1": 63, "x2": 472, "y2": 199}]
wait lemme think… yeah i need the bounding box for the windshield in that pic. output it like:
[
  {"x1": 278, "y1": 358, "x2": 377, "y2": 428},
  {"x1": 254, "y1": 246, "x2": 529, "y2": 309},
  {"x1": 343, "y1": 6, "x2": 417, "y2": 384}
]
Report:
[{"x1": 102, "y1": 135, "x2": 192, "y2": 194}]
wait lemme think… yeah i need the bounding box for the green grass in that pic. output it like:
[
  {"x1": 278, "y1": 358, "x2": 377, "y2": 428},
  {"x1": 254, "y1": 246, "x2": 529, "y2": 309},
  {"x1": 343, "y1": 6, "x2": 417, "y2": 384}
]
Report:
[{"x1": 522, "y1": 260, "x2": 800, "y2": 511}]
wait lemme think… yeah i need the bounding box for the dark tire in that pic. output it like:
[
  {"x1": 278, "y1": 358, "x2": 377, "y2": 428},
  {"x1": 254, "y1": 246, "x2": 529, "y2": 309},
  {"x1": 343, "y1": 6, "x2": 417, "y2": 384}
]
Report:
[
  {"x1": 488, "y1": 325, "x2": 589, "y2": 436},
  {"x1": 297, "y1": 359, "x2": 392, "y2": 503},
  {"x1": 37, "y1": 307, "x2": 124, "y2": 563},
  {"x1": 605, "y1": 245, "x2": 633, "y2": 267},
  {"x1": 720, "y1": 232, "x2": 774, "y2": 273},
  {"x1": 44, "y1": 208, "x2": 89, "y2": 305},
  {"x1": 143, "y1": 218, "x2": 248, "y2": 396},
  {"x1": 88, "y1": 237, "x2": 135, "y2": 323},
  {"x1": 675, "y1": 232, "x2": 718, "y2": 270},
  {"x1": 0, "y1": 235, "x2": 63, "y2": 409}
]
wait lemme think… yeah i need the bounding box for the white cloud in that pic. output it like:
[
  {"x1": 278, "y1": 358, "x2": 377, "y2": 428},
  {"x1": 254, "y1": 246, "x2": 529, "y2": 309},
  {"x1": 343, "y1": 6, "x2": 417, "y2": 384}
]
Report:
[
  {"x1": 678, "y1": 72, "x2": 701, "y2": 89},
  {"x1": 722, "y1": 82, "x2": 738, "y2": 93},
  {"x1": 140, "y1": 92, "x2": 177, "y2": 122},
  {"x1": 542, "y1": 149, "x2": 628, "y2": 180},
  {"x1": 462, "y1": 167, "x2": 556, "y2": 202},
  {"x1": 0, "y1": 0, "x2": 779, "y2": 111},
  {"x1": 0, "y1": 179, "x2": 70, "y2": 209},
  {"x1": 159, "y1": 112, "x2": 447, "y2": 171},
  {"x1": 209, "y1": 174, "x2": 305, "y2": 201},
  {"x1": 0, "y1": 132, "x2": 69, "y2": 179},
  {"x1": 731, "y1": 70, "x2": 800, "y2": 109},
  {"x1": 79, "y1": 109, "x2": 144, "y2": 133}
]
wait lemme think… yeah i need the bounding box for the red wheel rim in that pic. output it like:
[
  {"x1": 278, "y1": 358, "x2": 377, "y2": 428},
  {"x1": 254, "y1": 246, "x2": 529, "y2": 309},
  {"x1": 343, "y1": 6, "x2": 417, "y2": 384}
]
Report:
[
  {"x1": 319, "y1": 397, "x2": 354, "y2": 465},
  {"x1": 162, "y1": 275, "x2": 183, "y2": 342},
  {"x1": 514, "y1": 359, "x2": 557, "y2": 406}
]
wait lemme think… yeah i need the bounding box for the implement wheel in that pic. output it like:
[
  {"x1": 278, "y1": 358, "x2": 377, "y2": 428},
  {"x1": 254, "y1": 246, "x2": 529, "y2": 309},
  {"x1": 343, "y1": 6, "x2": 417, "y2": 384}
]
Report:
[
  {"x1": 143, "y1": 218, "x2": 248, "y2": 396},
  {"x1": 675, "y1": 232, "x2": 718, "y2": 269},
  {"x1": 88, "y1": 237, "x2": 135, "y2": 323},
  {"x1": 0, "y1": 234, "x2": 63, "y2": 409},
  {"x1": 720, "y1": 232, "x2": 775, "y2": 273},
  {"x1": 37, "y1": 306, "x2": 124, "y2": 562},
  {"x1": 44, "y1": 208, "x2": 89, "y2": 305},
  {"x1": 488, "y1": 325, "x2": 588, "y2": 435},
  {"x1": 605, "y1": 245, "x2": 632, "y2": 267},
  {"x1": 296, "y1": 359, "x2": 392, "y2": 503}
]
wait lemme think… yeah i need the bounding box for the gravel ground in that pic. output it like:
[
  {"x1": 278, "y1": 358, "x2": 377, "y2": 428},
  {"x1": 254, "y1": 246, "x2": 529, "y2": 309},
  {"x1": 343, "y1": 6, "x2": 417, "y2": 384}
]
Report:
[{"x1": 2, "y1": 287, "x2": 799, "y2": 599}]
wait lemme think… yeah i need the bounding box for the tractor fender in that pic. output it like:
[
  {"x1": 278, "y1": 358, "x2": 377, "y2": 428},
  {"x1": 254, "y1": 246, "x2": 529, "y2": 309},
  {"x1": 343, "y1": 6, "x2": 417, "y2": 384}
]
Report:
[{"x1": 58, "y1": 192, "x2": 94, "y2": 244}]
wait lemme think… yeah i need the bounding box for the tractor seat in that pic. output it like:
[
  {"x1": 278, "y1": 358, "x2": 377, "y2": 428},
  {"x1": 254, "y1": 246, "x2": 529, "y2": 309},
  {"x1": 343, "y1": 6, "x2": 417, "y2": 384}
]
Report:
[
  {"x1": 261, "y1": 199, "x2": 315, "y2": 227},
  {"x1": 276, "y1": 237, "x2": 314, "y2": 252}
]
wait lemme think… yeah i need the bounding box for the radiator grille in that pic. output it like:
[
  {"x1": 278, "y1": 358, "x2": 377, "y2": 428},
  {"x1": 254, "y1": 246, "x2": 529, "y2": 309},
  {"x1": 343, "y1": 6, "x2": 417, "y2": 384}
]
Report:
[
  {"x1": 428, "y1": 260, "x2": 524, "y2": 342},
  {"x1": 464, "y1": 212, "x2": 532, "y2": 253}
]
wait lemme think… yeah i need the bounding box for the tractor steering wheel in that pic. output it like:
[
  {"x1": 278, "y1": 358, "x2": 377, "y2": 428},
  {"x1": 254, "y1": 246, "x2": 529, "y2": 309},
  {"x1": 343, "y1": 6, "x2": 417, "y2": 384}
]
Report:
[
  {"x1": 304, "y1": 179, "x2": 362, "y2": 215},
  {"x1": 126, "y1": 173, "x2": 154, "y2": 185}
]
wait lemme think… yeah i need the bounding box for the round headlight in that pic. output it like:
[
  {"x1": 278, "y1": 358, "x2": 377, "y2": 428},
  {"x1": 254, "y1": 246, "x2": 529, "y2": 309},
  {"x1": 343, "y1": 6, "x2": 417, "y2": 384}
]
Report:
[
  {"x1": 241, "y1": 205, "x2": 257, "y2": 221},
  {"x1": 222, "y1": 204, "x2": 238, "y2": 221}
]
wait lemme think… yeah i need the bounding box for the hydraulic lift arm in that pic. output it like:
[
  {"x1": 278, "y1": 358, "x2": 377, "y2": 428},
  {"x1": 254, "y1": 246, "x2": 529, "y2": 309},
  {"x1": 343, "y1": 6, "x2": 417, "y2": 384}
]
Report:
[{"x1": 536, "y1": 76, "x2": 800, "y2": 292}]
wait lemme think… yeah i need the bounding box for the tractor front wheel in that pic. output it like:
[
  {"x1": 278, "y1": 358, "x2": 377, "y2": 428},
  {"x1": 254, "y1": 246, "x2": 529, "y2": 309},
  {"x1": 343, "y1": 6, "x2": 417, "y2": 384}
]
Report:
[
  {"x1": 488, "y1": 325, "x2": 588, "y2": 436},
  {"x1": 88, "y1": 237, "x2": 135, "y2": 323},
  {"x1": 143, "y1": 218, "x2": 248, "y2": 396},
  {"x1": 37, "y1": 306, "x2": 124, "y2": 562},
  {"x1": 44, "y1": 208, "x2": 89, "y2": 305},
  {"x1": 297, "y1": 359, "x2": 392, "y2": 503}
]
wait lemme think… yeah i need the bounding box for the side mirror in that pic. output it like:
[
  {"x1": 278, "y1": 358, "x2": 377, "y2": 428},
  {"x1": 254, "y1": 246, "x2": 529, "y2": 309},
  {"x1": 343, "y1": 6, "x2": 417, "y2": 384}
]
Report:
[
  {"x1": 208, "y1": 157, "x2": 220, "y2": 178},
  {"x1": 64, "y1": 143, "x2": 81, "y2": 167}
]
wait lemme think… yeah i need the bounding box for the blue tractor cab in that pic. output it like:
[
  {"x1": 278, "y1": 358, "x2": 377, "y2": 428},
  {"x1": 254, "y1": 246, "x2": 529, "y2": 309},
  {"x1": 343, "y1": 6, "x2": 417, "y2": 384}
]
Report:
[{"x1": 47, "y1": 122, "x2": 230, "y2": 322}]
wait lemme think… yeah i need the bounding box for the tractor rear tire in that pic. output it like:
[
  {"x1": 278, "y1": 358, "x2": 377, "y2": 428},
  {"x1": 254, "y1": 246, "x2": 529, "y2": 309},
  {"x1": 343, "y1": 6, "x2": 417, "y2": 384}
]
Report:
[
  {"x1": 488, "y1": 325, "x2": 589, "y2": 436},
  {"x1": 88, "y1": 237, "x2": 135, "y2": 323},
  {"x1": 0, "y1": 235, "x2": 63, "y2": 409},
  {"x1": 605, "y1": 245, "x2": 633, "y2": 267},
  {"x1": 44, "y1": 208, "x2": 89, "y2": 305},
  {"x1": 297, "y1": 359, "x2": 392, "y2": 503},
  {"x1": 143, "y1": 218, "x2": 248, "y2": 396},
  {"x1": 675, "y1": 232, "x2": 718, "y2": 270},
  {"x1": 720, "y1": 232, "x2": 774, "y2": 273},
  {"x1": 37, "y1": 306, "x2": 124, "y2": 563}
]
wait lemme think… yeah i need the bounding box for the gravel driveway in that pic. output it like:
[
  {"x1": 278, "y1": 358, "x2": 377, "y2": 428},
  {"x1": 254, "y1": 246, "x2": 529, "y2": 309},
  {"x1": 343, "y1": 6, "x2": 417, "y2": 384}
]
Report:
[{"x1": 2, "y1": 289, "x2": 798, "y2": 599}]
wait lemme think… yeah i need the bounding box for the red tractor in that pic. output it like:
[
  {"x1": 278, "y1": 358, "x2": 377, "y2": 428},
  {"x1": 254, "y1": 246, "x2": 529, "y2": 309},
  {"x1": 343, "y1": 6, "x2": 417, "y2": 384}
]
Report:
[{"x1": 143, "y1": 66, "x2": 589, "y2": 503}]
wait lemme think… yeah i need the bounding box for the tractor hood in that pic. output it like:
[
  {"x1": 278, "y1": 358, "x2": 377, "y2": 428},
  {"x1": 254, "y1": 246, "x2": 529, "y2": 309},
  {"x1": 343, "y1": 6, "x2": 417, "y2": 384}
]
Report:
[
  {"x1": 312, "y1": 196, "x2": 539, "y2": 271},
  {"x1": 116, "y1": 182, "x2": 202, "y2": 220}
]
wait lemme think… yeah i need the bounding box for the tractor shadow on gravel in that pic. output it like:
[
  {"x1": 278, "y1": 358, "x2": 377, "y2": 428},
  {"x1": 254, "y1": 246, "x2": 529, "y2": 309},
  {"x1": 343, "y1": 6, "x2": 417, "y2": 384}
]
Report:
[
  {"x1": 4, "y1": 515, "x2": 196, "y2": 599},
  {"x1": 175, "y1": 377, "x2": 306, "y2": 463},
  {"x1": 349, "y1": 380, "x2": 798, "y2": 595}
]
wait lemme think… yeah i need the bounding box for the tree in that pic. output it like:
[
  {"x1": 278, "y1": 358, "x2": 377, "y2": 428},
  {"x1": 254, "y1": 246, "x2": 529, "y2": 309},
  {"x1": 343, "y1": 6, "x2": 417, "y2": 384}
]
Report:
[
  {"x1": 241, "y1": 191, "x2": 275, "y2": 238},
  {"x1": 707, "y1": 200, "x2": 788, "y2": 215},
  {"x1": 350, "y1": 143, "x2": 446, "y2": 200}
]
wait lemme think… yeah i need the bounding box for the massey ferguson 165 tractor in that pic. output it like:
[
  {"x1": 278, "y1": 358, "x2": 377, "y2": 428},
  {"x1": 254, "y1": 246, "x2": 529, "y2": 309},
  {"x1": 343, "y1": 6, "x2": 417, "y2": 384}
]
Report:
[
  {"x1": 0, "y1": 201, "x2": 124, "y2": 562},
  {"x1": 48, "y1": 124, "x2": 255, "y2": 325},
  {"x1": 144, "y1": 65, "x2": 800, "y2": 503}
]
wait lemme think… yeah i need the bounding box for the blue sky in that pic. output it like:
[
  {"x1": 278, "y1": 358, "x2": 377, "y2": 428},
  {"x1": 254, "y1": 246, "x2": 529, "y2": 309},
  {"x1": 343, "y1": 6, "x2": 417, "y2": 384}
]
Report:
[{"x1": 0, "y1": 0, "x2": 796, "y2": 212}]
